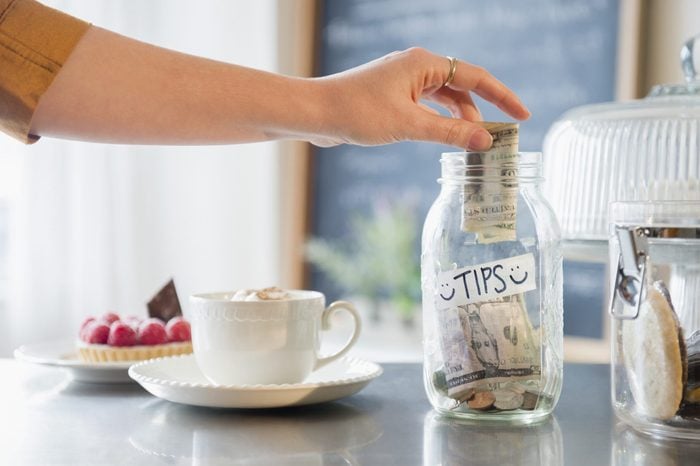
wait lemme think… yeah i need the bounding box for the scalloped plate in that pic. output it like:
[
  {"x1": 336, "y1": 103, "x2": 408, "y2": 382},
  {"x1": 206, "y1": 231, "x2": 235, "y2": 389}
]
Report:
[{"x1": 128, "y1": 354, "x2": 382, "y2": 408}]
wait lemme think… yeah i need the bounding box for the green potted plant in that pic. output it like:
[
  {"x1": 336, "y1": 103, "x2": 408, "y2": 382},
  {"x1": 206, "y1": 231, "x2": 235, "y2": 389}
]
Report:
[{"x1": 306, "y1": 202, "x2": 420, "y2": 326}]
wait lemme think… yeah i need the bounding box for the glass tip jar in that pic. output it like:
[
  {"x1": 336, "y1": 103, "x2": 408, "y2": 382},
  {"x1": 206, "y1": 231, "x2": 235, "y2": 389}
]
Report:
[{"x1": 421, "y1": 150, "x2": 563, "y2": 424}]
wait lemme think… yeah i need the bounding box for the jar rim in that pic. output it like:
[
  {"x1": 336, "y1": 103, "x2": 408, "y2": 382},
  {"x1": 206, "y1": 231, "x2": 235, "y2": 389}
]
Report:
[
  {"x1": 439, "y1": 151, "x2": 543, "y2": 183},
  {"x1": 441, "y1": 150, "x2": 542, "y2": 158}
]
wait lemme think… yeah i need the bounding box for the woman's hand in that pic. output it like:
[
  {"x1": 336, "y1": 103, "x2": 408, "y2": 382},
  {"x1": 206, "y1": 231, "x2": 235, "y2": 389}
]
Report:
[{"x1": 307, "y1": 47, "x2": 530, "y2": 150}]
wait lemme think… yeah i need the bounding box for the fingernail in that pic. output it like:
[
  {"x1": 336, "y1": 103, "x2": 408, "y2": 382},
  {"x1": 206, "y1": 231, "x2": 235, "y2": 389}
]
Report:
[
  {"x1": 519, "y1": 100, "x2": 531, "y2": 119},
  {"x1": 468, "y1": 129, "x2": 492, "y2": 151}
]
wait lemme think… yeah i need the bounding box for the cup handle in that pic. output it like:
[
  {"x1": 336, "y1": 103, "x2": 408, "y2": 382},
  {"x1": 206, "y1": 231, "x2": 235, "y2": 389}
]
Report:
[{"x1": 315, "y1": 300, "x2": 362, "y2": 370}]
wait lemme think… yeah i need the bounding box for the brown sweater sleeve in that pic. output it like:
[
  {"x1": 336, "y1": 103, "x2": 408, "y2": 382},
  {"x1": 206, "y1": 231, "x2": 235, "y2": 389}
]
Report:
[{"x1": 0, "y1": 0, "x2": 89, "y2": 143}]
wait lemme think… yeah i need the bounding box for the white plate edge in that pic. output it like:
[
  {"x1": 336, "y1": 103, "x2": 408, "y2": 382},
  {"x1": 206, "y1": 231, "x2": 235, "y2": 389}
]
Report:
[
  {"x1": 128, "y1": 354, "x2": 383, "y2": 391},
  {"x1": 14, "y1": 341, "x2": 133, "y2": 370}
]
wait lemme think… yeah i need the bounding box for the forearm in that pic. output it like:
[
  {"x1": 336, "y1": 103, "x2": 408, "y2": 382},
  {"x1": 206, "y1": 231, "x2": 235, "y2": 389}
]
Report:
[
  {"x1": 29, "y1": 25, "x2": 530, "y2": 149},
  {"x1": 30, "y1": 26, "x2": 327, "y2": 145}
]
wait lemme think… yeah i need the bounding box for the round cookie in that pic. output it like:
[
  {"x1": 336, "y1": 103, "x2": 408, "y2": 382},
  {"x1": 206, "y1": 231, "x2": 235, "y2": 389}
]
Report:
[{"x1": 622, "y1": 283, "x2": 684, "y2": 420}]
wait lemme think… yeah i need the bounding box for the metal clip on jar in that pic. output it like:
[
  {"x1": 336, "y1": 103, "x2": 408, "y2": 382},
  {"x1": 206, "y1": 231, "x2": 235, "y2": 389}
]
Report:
[
  {"x1": 609, "y1": 201, "x2": 700, "y2": 440},
  {"x1": 421, "y1": 151, "x2": 563, "y2": 423}
]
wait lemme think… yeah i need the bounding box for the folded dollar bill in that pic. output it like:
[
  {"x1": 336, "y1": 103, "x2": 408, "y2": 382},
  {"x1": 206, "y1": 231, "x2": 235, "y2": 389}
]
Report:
[
  {"x1": 438, "y1": 295, "x2": 540, "y2": 398},
  {"x1": 461, "y1": 122, "x2": 519, "y2": 244}
]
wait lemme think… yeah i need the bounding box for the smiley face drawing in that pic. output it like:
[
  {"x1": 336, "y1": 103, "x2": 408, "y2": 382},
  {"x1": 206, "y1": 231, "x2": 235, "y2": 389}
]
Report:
[
  {"x1": 509, "y1": 265, "x2": 529, "y2": 285},
  {"x1": 438, "y1": 282, "x2": 456, "y2": 301}
]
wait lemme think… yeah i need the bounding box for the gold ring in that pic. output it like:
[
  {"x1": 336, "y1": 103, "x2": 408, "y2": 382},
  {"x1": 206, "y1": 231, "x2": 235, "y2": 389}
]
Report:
[{"x1": 443, "y1": 56, "x2": 458, "y2": 87}]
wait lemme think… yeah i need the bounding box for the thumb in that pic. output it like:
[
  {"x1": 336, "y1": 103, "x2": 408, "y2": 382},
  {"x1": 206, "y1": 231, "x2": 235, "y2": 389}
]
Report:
[{"x1": 413, "y1": 113, "x2": 492, "y2": 151}]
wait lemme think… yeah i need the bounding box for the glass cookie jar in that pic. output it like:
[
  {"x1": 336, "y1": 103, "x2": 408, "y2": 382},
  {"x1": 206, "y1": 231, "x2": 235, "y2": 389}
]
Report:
[
  {"x1": 609, "y1": 201, "x2": 700, "y2": 439},
  {"x1": 421, "y1": 152, "x2": 563, "y2": 423},
  {"x1": 543, "y1": 34, "x2": 700, "y2": 249}
]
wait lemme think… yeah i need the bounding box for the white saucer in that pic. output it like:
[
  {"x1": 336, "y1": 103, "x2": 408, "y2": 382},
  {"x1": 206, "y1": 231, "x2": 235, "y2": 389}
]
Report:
[
  {"x1": 128, "y1": 354, "x2": 382, "y2": 408},
  {"x1": 14, "y1": 339, "x2": 133, "y2": 383}
]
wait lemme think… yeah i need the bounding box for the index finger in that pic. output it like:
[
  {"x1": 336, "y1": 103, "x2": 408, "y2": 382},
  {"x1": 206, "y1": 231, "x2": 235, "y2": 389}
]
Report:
[{"x1": 446, "y1": 60, "x2": 530, "y2": 120}]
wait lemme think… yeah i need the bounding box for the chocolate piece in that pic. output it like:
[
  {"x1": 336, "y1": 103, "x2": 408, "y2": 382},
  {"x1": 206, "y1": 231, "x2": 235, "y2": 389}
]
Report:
[{"x1": 147, "y1": 279, "x2": 182, "y2": 322}]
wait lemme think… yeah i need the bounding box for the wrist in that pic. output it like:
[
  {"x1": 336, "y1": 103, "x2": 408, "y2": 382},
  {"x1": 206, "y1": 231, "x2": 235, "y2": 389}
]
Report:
[{"x1": 280, "y1": 76, "x2": 336, "y2": 141}]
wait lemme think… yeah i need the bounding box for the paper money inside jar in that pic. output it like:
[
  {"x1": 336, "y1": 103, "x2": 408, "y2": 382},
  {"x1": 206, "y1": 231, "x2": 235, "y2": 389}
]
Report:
[{"x1": 421, "y1": 123, "x2": 563, "y2": 423}]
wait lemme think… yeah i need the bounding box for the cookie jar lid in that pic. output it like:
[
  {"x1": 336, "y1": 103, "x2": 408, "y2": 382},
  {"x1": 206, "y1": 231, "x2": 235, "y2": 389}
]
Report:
[{"x1": 543, "y1": 34, "x2": 700, "y2": 260}]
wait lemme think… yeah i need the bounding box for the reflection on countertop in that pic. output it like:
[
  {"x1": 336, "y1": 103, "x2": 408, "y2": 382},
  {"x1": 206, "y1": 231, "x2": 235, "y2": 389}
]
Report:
[
  {"x1": 612, "y1": 423, "x2": 700, "y2": 466},
  {"x1": 423, "y1": 412, "x2": 563, "y2": 466},
  {"x1": 128, "y1": 398, "x2": 382, "y2": 465},
  {"x1": 6, "y1": 360, "x2": 700, "y2": 465}
]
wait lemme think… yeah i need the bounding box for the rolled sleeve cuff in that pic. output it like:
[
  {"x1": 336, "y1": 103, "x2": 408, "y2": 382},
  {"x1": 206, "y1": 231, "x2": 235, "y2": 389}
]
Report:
[{"x1": 0, "y1": 0, "x2": 90, "y2": 144}]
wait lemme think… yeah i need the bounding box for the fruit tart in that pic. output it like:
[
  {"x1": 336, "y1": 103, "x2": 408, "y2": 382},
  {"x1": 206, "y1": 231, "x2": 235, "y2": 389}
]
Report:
[{"x1": 77, "y1": 313, "x2": 192, "y2": 363}]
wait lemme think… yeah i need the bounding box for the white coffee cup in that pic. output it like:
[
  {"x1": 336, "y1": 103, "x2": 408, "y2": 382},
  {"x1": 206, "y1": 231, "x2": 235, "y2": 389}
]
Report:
[{"x1": 189, "y1": 290, "x2": 361, "y2": 385}]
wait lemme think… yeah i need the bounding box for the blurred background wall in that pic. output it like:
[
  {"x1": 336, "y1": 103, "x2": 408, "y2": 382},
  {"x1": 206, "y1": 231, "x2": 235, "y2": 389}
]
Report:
[
  {"x1": 0, "y1": 0, "x2": 281, "y2": 355},
  {"x1": 643, "y1": 0, "x2": 700, "y2": 90}
]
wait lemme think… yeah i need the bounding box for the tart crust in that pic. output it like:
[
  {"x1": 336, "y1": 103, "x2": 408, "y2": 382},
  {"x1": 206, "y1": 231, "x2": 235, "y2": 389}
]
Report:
[{"x1": 77, "y1": 341, "x2": 192, "y2": 363}]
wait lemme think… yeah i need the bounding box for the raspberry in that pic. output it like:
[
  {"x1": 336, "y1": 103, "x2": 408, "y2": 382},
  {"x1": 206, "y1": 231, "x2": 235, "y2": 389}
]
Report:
[
  {"x1": 101, "y1": 312, "x2": 120, "y2": 325},
  {"x1": 80, "y1": 316, "x2": 96, "y2": 331},
  {"x1": 79, "y1": 317, "x2": 96, "y2": 339},
  {"x1": 166, "y1": 317, "x2": 191, "y2": 342},
  {"x1": 108, "y1": 322, "x2": 137, "y2": 346},
  {"x1": 123, "y1": 315, "x2": 143, "y2": 331},
  {"x1": 84, "y1": 321, "x2": 110, "y2": 344},
  {"x1": 138, "y1": 318, "x2": 167, "y2": 345}
]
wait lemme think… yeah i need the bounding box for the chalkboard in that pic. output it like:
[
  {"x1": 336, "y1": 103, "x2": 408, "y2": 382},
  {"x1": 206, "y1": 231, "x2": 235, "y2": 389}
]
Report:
[{"x1": 310, "y1": 0, "x2": 620, "y2": 320}]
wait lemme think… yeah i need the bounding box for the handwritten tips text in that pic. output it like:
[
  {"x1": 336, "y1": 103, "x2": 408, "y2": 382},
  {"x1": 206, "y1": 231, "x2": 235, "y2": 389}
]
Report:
[{"x1": 436, "y1": 254, "x2": 536, "y2": 310}]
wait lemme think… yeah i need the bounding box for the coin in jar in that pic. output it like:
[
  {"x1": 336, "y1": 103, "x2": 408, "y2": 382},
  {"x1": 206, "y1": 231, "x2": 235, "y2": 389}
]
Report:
[
  {"x1": 456, "y1": 388, "x2": 476, "y2": 402},
  {"x1": 502, "y1": 382, "x2": 527, "y2": 395},
  {"x1": 468, "y1": 391, "x2": 496, "y2": 410},
  {"x1": 521, "y1": 391, "x2": 540, "y2": 410},
  {"x1": 493, "y1": 389, "x2": 524, "y2": 410}
]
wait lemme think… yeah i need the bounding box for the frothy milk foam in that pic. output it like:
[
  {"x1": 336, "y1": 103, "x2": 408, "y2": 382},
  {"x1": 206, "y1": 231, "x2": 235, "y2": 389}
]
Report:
[{"x1": 229, "y1": 286, "x2": 299, "y2": 302}]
